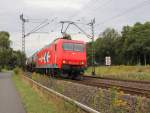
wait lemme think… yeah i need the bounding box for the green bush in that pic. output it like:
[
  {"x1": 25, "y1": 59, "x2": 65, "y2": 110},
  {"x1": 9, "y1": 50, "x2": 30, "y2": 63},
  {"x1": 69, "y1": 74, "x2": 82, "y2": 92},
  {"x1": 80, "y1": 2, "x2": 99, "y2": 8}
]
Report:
[{"x1": 13, "y1": 67, "x2": 20, "y2": 75}]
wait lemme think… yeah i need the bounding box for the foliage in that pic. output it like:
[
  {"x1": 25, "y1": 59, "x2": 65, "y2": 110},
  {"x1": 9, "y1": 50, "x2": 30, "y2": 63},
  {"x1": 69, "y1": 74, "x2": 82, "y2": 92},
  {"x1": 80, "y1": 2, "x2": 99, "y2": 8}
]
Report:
[
  {"x1": 147, "y1": 99, "x2": 150, "y2": 112},
  {"x1": 135, "y1": 96, "x2": 143, "y2": 113},
  {"x1": 95, "y1": 28, "x2": 120, "y2": 65},
  {"x1": 0, "y1": 31, "x2": 10, "y2": 49},
  {"x1": 0, "y1": 31, "x2": 26, "y2": 69},
  {"x1": 87, "y1": 21, "x2": 150, "y2": 65},
  {"x1": 13, "y1": 67, "x2": 21, "y2": 75},
  {"x1": 109, "y1": 87, "x2": 128, "y2": 113}
]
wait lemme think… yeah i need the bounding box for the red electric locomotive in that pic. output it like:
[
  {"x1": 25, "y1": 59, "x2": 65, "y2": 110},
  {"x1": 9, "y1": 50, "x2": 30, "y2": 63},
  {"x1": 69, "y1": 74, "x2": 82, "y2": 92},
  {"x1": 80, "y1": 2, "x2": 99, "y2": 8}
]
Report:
[{"x1": 26, "y1": 38, "x2": 87, "y2": 79}]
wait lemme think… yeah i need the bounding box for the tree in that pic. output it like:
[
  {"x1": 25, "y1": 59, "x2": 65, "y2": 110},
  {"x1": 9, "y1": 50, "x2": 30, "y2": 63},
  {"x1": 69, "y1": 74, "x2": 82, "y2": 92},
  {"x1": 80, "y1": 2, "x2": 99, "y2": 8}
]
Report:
[
  {"x1": 122, "y1": 22, "x2": 150, "y2": 65},
  {"x1": 0, "y1": 31, "x2": 11, "y2": 49},
  {"x1": 0, "y1": 31, "x2": 26, "y2": 69},
  {"x1": 94, "y1": 28, "x2": 120, "y2": 65},
  {"x1": 86, "y1": 21, "x2": 150, "y2": 65},
  {"x1": 0, "y1": 31, "x2": 12, "y2": 68},
  {"x1": 9, "y1": 51, "x2": 26, "y2": 68}
]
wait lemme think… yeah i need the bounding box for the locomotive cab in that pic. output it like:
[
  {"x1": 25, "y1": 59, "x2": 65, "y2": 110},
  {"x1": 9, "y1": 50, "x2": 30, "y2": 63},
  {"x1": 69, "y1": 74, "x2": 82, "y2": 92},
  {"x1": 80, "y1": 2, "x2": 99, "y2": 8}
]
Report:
[
  {"x1": 55, "y1": 39, "x2": 87, "y2": 79},
  {"x1": 62, "y1": 42, "x2": 86, "y2": 66}
]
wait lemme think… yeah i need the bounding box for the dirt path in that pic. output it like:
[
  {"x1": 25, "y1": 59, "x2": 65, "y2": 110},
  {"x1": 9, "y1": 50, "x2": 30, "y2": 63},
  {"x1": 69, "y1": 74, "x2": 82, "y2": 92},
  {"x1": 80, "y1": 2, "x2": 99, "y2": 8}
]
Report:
[{"x1": 0, "y1": 72, "x2": 26, "y2": 113}]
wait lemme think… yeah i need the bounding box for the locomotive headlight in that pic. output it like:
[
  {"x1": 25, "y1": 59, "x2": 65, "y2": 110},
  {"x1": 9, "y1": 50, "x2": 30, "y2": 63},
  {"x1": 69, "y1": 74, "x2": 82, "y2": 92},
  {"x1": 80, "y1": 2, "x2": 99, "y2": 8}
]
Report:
[
  {"x1": 81, "y1": 61, "x2": 84, "y2": 65},
  {"x1": 63, "y1": 60, "x2": 66, "y2": 64}
]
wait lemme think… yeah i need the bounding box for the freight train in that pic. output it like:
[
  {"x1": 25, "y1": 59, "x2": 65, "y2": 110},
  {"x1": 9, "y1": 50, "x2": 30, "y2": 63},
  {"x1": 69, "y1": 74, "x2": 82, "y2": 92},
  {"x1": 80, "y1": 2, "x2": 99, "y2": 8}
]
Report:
[{"x1": 26, "y1": 37, "x2": 87, "y2": 79}]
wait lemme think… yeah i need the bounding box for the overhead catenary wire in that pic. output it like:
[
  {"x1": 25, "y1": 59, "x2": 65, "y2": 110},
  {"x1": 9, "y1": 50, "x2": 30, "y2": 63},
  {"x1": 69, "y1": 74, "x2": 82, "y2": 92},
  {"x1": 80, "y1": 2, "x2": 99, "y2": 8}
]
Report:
[
  {"x1": 20, "y1": 14, "x2": 51, "y2": 53},
  {"x1": 95, "y1": 0, "x2": 150, "y2": 27},
  {"x1": 26, "y1": 19, "x2": 49, "y2": 35},
  {"x1": 59, "y1": 0, "x2": 112, "y2": 37},
  {"x1": 25, "y1": 22, "x2": 49, "y2": 37}
]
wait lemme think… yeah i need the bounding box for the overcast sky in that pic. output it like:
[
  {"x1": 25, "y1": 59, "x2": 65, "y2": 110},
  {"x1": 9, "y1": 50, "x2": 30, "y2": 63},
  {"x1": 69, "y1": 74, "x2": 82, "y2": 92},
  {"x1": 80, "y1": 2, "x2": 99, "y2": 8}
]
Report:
[{"x1": 0, "y1": 0, "x2": 150, "y2": 56}]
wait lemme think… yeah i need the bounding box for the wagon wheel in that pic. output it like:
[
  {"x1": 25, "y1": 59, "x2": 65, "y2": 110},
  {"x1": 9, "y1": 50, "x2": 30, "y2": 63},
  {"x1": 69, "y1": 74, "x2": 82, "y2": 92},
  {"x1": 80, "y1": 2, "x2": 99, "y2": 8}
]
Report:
[
  {"x1": 60, "y1": 70, "x2": 69, "y2": 78},
  {"x1": 71, "y1": 72, "x2": 83, "y2": 80},
  {"x1": 72, "y1": 74, "x2": 83, "y2": 80}
]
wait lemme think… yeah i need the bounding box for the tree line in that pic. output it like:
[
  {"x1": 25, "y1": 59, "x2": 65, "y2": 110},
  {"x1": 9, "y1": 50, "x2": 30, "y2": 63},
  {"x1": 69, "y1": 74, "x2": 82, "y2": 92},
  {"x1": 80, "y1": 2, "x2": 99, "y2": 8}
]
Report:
[
  {"x1": 87, "y1": 21, "x2": 150, "y2": 65},
  {"x1": 0, "y1": 31, "x2": 26, "y2": 70}
]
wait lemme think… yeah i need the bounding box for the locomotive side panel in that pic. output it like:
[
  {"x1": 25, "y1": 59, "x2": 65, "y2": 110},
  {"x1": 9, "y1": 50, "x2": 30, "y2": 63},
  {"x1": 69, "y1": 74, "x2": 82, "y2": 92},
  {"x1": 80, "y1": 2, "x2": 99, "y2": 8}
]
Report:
[{"x1": 36, "y1": 45, "x2": 53, "y2": 68}]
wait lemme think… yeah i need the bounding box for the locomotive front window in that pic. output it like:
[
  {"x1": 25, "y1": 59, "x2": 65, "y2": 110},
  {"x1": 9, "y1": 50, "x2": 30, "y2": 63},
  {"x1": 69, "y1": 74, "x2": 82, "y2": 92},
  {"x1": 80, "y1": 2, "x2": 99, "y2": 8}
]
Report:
[
  {"x1": 63, "y1": 43, "x2": 74, "y2": 50},
  {"x1": 74, "y1": 44, "x2": 84, "y2": 52},
  {"x1": 63, "y1": 43, "x2": 84, "y2": 52}
]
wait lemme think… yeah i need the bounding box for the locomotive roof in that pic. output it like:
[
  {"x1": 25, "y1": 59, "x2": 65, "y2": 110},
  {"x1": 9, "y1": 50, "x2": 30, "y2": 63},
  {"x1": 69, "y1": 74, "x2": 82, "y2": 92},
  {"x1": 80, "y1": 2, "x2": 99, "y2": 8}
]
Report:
[
  {"x1": 61, "y1": 39, "x2": 84, "y2": 43},
  {"x1": 53, "y1": 38, "x2": 84, "y2": 43}
]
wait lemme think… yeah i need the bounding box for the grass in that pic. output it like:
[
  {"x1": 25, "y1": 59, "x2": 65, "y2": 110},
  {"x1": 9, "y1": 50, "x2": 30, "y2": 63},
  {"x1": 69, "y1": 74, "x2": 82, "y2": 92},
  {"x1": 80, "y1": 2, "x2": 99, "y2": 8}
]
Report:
[
  {"x1": 13, "y1": 73, "x2": 55, "y2": 113},
  {"x1": 0, "y1": 68, "x2": 7, "y2": 72},
  {"x1": 85, "y1": 65, "x2": 150, "y2": 81},
  {"x1": 13, "y1": 69, "x2": 85, "y2": 113}
]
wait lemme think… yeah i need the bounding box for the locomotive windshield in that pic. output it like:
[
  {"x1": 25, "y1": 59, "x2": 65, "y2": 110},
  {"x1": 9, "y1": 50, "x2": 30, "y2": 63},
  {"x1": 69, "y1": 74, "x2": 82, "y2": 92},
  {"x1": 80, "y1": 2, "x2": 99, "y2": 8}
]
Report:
[
  {"x1": 63, "y1": 43, "x2": 74, "y2": 51},
  {"x1": 74, "y1": 43, "x2": 84, "y2": 52},
  {"x1": 63, "y1": 43, "x2": 84, "y2": 52}
]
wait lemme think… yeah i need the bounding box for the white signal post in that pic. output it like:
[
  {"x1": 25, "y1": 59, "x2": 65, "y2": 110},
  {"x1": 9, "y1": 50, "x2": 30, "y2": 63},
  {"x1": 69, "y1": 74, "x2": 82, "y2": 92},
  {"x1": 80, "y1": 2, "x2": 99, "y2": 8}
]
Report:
[{"x1": 105, "y1": 56, "x2": 111, "y2": 66}]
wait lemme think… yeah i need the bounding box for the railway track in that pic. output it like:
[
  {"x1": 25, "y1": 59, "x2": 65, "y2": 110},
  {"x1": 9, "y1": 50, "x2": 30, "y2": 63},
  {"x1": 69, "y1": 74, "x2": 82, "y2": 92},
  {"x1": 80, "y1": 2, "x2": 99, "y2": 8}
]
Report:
[
  {"x1": 24, "y1": 72, "x2": 150, "y2": 98},
  {"x1": 77, "y1": 76, "x2": 150, "y2": 98},
  {"x1": 83, "y1": 75, "x2": 150, "y2": 84}
]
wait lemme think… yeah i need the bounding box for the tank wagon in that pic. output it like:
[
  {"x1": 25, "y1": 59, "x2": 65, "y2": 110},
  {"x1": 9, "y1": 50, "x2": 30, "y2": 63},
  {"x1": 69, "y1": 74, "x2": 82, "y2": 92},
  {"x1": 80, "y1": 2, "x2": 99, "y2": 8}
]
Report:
[{"x1": 26, "y1": 38, "x2": 87, "y2": 79}]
